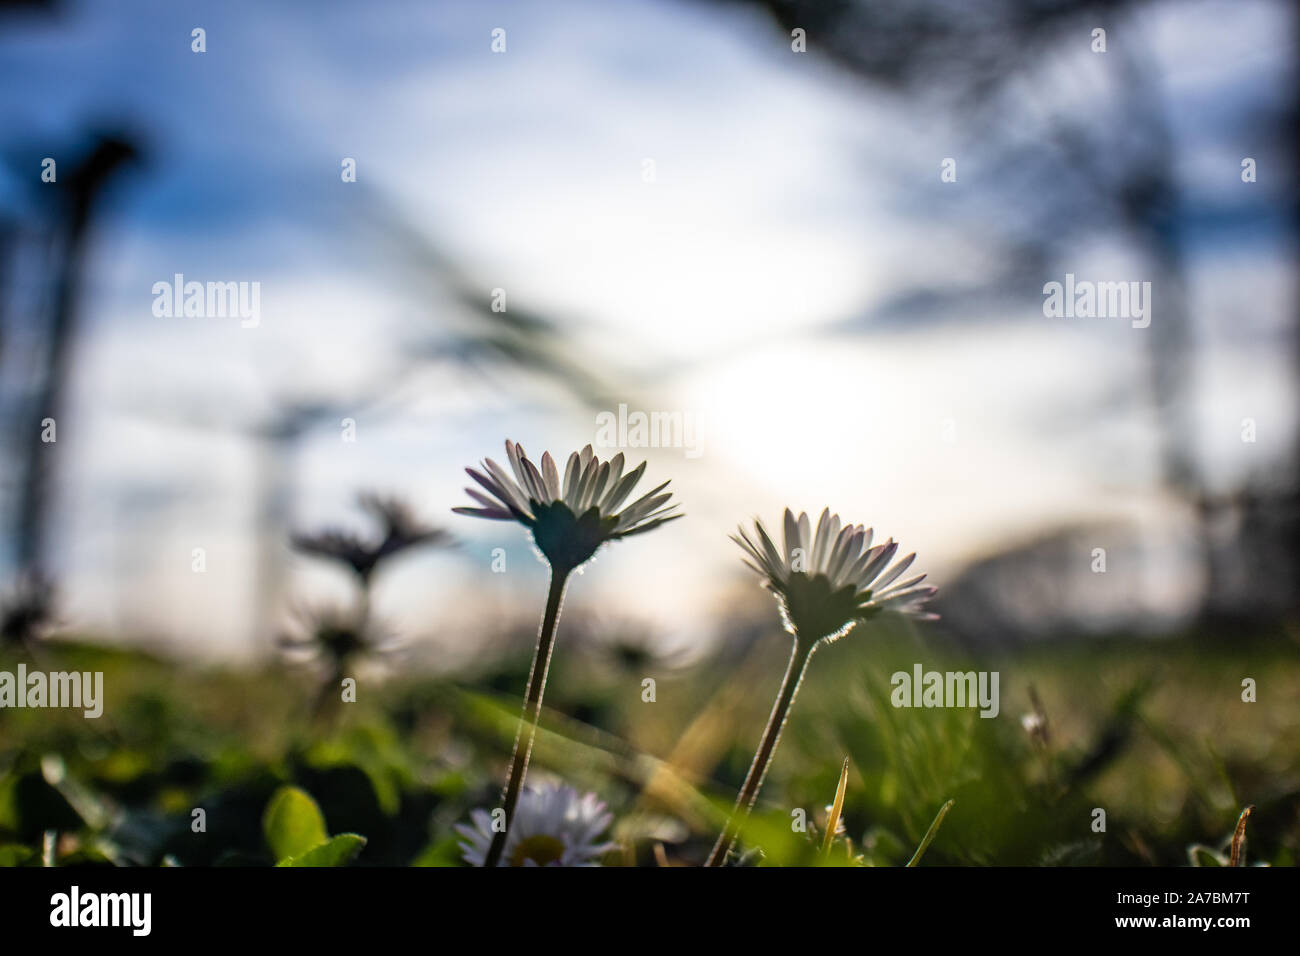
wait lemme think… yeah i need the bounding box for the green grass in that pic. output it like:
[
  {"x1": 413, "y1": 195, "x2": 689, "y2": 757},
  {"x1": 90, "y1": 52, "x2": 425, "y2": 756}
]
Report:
[{"x1": 1, "y1": 619, "x2": 1296, "y2": 866}]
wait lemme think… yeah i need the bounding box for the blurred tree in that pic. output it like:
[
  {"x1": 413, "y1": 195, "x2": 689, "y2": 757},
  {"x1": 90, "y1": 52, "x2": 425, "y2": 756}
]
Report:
[
  {"x1": 702, "y1": 0, "x2": 1299, "y2": 624},
  {"x1": 10, "y1": 132, "x2": 141, "y2": 577}
]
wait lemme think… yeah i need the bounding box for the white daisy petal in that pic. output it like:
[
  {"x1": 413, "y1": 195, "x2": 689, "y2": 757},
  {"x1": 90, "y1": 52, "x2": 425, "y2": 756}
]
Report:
[
  {"x1": 482, "y1": 459, "x2": 530, "y2": 512},
  {"x1": 877, "y1": 573, "x2": 928, "y2": 599},
  {"x1": 451, "y1": 506, "x2": 513, "y2": 520},
  {"x1": 506, "y1": 440, "x2": 528, "y2": 486},
  {"x1": 588, "y1": 461, "x2": 612, "y2": 510},
  {"x1": 859, "y1": 540, "x2": 898, "y2": 587},
  {"x1": 540, "y1": 452, "x2": 561, "y2": 500},
  {"x1": 873, "y1": 552, "x2": 916, "y2": 592},
  {"x1": 563, "y1": 452, "x2": 581, "y2": 499},
  {"x1": 827, "y1": 527, "x2": 862, "y2": 585},
  {"x1": 753, "y1": 519, "x2": 785, "y2": 576},
  {"x1": 732, "y1": 528, "x2": 767, "y2": 568},
  {"x1": 797, "y1": 512, "x2": 812, "y2": 555},
  {"x1": 810, "y1": 507, "x2": 833, "y2": 571},
  {"x1": 602, "y1": 460, "x2": 647, "y2": 513},
  {"x1": 783, "y1": 509, "x2": 802, "y2": 566},
  {"x1": 605, "y1": 452, "x2": 625, "y2": 492}
]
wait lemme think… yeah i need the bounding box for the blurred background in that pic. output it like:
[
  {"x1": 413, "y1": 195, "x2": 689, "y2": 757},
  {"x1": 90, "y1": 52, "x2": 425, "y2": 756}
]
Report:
[
  {"x1": 1, "y1": 0, "x2": 1297, "y2": 656},
  {"x1": 0, "y1": 0, "x2": 1297, "y2": 867}
]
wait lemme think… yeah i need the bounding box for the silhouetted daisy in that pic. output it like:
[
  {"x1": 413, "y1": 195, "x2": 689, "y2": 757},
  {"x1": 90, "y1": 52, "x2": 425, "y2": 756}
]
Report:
[
  {"x1": 707, "y1": 508, "x2": 935, "y2": 866},
  {"x1": 454, "y1": 441, "x2": 680, "y2": 572},
  {"x1": 454, "y1": 440, "x2": 679, "y2": 866},
  {"x1": 0, "y1": 573, "x2": 56, "y2": 651},
  {"x1": 292, "y1": 492, "x2": 452, "y2": 583},
  {"x1": 276, "y1": 604, "x2": 400, "y2": 671},
  {"x1": 569, "y1": 612, "x2": 692, "y2": 680},
  {"x1": 456, "y1": 782, "x2": 616, "y2": 867},
  {"x1": 733, "y1": 507, "x2": 937, "y2": 642},
  {"x1": 276, "y1": 603, "x2": 401, "y2": 719}
]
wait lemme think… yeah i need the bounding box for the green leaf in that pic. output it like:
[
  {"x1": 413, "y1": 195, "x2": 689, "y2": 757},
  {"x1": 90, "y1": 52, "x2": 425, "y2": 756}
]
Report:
[
  {"x1": 0, "y1": 843, "x2": 36, "y2": 867},
  {"x1": 262, "y1": 786, "x2": 329, "y2": 862},
  {"x1": 1187, "y1": 844, "x2": 1225, "y2": 867},
  {"x1": 410, "y1": 835, "x2": 464, "y2": 867},
  {"x1": 276, "y1": 833, "x2": 366, "y2": 868}
]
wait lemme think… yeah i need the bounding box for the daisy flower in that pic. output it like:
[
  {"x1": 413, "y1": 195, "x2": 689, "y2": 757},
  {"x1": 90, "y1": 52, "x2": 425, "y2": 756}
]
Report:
[
  {"x1": 276, "y1": 603, "x2": 402, "y2": 720},
  {"x1": 454, "y1": 440, "x2": 680, "y2": 572},
  {"x1": 0, "y1": 572, "x2": 56, "y2": 651},
  {"x1": 733, "y1": 507, "x2": 937, "y2": 643},
  {"x1": 707, "y1": 508, "x2": 936, "y2": 867},
  {"x1": 456, "y1": 782, "x2": 616, "y2": 867},
  {"x1": 454, "y1": 440, "x2": 679, "y2": 866},
  {"x1": 292, "y1": 492, "x2": 452, "y2": 583}
]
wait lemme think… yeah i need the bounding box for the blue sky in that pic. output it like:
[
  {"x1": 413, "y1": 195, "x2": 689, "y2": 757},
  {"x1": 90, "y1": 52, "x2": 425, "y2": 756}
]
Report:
[{"x1": 0, "y1": 0, "x2": 1293, "y2": 657}]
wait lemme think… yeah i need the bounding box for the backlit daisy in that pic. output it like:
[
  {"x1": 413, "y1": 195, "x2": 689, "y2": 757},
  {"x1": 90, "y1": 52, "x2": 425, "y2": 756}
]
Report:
[
  {"x1": 454, "y1": 439, "x2": 680, "y2": 866},
  {"x1": 454, "y1": 441, "x2": 680, "y2": 572},
  {"x1": 707, "y1": 507, "x2": 936, "y2": 866},
  {"x1": 733, "y1": 507, "x2": 937, "y2": 643}
]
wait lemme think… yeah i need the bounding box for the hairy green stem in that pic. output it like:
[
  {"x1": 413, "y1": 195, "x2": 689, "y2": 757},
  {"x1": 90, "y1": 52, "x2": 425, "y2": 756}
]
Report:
[
  {"x1": 705, "y1": 638, "x2": 815, "y2": 867},
  {"x1": 483, "y1": 566, "x2": 571, "y2": 867}
]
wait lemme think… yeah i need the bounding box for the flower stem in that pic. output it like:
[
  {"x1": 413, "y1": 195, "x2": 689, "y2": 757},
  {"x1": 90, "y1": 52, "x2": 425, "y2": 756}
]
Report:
[
  {"x1": 483, "y1": 565, "x2": 571, "y2": 867},
  {"x1": 705, "y1": 638, "x2": 816, "y2": 867}
]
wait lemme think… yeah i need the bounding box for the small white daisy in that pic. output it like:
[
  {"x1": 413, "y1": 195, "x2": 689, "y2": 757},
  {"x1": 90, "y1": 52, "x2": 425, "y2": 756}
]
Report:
[
  {"x1": 456, "y1": 783, "x2": 616, "y2": 867},
  {"x1": 454, "y1": 440, "x2": 678, "y2": 866},
  {"x1": 733, "y1": 507, "x2": 937, "y2": 643},
  {"x1": 707, "y1": 508, "x2": 936, "y2": 866},
  {"x1": 454, "y1": 441, "x2": 681, "y2": 572}
]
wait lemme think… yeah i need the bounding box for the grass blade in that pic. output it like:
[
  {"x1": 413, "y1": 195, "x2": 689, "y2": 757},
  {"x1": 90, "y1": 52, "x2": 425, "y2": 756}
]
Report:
[
  {"x1": 906, "y1": 799, "x2": 955, "y2": 867},
  {"x1": 821, "y1": 756, "x2": 851, "y2": 856},
  {"x1": 1229, "y1": 805, "x2": 1255, "y2": 867}
]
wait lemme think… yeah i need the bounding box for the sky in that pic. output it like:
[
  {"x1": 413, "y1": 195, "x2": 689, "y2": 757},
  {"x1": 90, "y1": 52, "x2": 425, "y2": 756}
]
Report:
[{"x1": 0, "y1": 0, "x2": 1294, "y2": 659}]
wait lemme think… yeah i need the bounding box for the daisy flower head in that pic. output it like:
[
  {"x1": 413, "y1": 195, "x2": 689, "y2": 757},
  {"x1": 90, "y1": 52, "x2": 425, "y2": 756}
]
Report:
[
  {"x1": 0, "y1": 572, "x2": 57, "y2": 650},
  {"x1": 291, "y1": 492, "x2": 451, "y2": 583},
  {"x1": 734, "y1": 507, "x2": 937, "y2": 644},
  {"x1": 454, "y1": 440, "x2": 681, "y2": 572},
  {"x1": 276, "y1": 603, "x2": 402, "y2": 673},
  {"x1": 456, "y1": 782, "x2": 616, "y2": 867}
]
